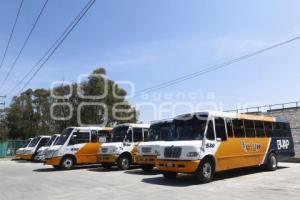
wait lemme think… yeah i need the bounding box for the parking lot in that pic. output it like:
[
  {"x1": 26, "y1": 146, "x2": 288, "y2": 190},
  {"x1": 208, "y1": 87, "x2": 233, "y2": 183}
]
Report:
[{"x1": 0, "y1": 160, "x2": 299, "y2": 200}]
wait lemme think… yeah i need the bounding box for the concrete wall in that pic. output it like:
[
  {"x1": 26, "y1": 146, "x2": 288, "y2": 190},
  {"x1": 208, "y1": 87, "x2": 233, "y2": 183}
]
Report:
[{"x1": 257, "y1": 108, "x2": 300, "y2": 159}]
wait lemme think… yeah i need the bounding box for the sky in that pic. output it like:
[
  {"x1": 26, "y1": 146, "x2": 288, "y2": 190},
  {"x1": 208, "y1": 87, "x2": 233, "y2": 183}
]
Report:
[{"x1": 0, "y1": 0, "x2": 300, "y2": 122}]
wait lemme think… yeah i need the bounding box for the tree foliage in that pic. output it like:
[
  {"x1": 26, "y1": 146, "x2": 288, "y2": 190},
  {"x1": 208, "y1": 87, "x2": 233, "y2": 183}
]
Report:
[{"x1": 5, "y1": 67, "x2": 138, "y2": 139}]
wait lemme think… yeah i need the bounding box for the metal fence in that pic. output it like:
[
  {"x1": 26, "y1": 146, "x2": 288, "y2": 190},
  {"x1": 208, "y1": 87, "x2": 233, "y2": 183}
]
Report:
[
  {"x1": 226, "y1": 101, "x2": 300, "y2": 113},
  {"x1": 0, "y1": 140, "x2": 26, "y2": 158}
]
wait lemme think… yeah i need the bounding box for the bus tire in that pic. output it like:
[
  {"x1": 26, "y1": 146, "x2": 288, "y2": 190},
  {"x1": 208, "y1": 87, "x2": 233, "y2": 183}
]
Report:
[
  {"x1": 141, "y1": 165, "x2": 153, "y2": 172},
  {"x1": 31, "y1": 154, "x2": 37, "y2": 162},
  {"x1": 117, "y1": 155, "x2": 131, "y2": 170},
  {"x1": 195, "y1": 159, "x2": 215, "y2": 183},
  {"x1": 266, "y1": 152, "x2": 278, "y2": 171},
  {"x1": 162, "y1": 172, "x2": 177, "y2": 180},
  {"x1": 102, "y1": 163, "x2": 112, "y2": 170},
  {"x1": 60, "y1": 156, "x2": 75, "y2": 170}
]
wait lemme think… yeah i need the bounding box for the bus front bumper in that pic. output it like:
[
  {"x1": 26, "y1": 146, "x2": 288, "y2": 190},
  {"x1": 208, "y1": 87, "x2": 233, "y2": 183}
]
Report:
[
  {"x1": 44, "y1": 157, "x2": 62, "y2": 166},
  {"x1": 98, "y1": 155, "x2": 119, "y2": 164},
  {"x1": 15, "y1": 154, "x2": 22, "y2": 159},
  {"x1": 135, "y1": 155, "x2": 157, "y2": 166},
  {"x1": 156, "y1": 159, "x2": 200, "y2": 173},
  {"x1": 22, "y1": 154, "x2": 33, "y2": 160}
]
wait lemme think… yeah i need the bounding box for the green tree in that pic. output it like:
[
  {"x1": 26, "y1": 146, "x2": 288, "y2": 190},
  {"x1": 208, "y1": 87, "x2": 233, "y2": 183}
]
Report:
[{"x1": 5, "y1": 67, "x2": 138, "y2": 139}]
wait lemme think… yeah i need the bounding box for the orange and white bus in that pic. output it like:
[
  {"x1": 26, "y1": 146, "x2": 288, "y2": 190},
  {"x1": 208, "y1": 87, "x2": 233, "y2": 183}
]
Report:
[
  {"x1": 156, "y1": 111, "x2": 295, "y2": 183},
  {"x1": 16, "y1": 138, "x2": 33, "y2": 159},
  {"x1": 136, "y1": 119, "x2": 174, "y2": 171},
  {"x1": 44, "y1": 127, "x2": 112, "y2": 170}
]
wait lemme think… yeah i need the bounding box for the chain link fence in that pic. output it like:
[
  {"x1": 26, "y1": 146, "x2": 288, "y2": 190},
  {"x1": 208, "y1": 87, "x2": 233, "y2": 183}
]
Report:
[{"x1": 0, "y1": 140, "x2": 26, "y2": 158}]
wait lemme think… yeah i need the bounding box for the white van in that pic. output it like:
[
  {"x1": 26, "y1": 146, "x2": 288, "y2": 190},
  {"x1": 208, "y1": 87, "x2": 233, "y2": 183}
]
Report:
[
  {"x1": 34, "y1": 134, "x2": 60, "y2": 162},
  {"x1": 98, "y1": 123, "x2": 150, "y2": 170},
  {"x1": 16, "y1": 138, "x2": 33, "y2": 159},
  {"x1": 44, "y1": 127, "x2": 112, "y2": 170},
  {"x1": 136, "y1": 119, "x2": 174, "y2": 171},
  {"x1": 22, "y1": 136, "x2": 51, "y2": 161}
]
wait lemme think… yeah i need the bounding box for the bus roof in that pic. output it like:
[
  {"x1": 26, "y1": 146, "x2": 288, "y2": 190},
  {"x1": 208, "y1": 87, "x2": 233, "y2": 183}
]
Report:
[
  {"x1": 71, "y1": 127, "x2": 113, "y2": 131},
  {"x1": 150, "y1": 119, "x2": 173, "y2": 126},
  {"x1": 175, "y1": 111, "x2": 280, "y2": 122},
  {"x1": 114, "y1": 123, "x2": 150, "y2": 128}
]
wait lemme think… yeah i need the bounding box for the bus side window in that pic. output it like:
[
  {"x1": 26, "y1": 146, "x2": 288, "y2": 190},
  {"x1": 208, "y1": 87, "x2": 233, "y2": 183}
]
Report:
[
  {"x1": 272, "y1": 122, "x2": 281, "y2": 137},
  {"x1": 244, "y1": 120, "x2": 255, "y2": 138},
  {"x1": 39, "y1": 138, "x2": 49, "y2": 147},
  {"x1": 275, "y1": 122, "x2": 290, "y2": 137},
  {"x1": 283, "y1": 123, "x2": 292, "y2": 137},
  {"x1": 133, "y1": 128, "x2": 143, "y2": 142},
  {"x1": 226, "y1": 119, "x2": 234, "y2": 138},
  {"x1": 215, "y1": 118, "x2": 227, "y2": 141},
  {"x1": 206, "y1": 120, "x2": 215, "y2": 140},
  {"x1": 70, "y1": 132, "x2": 90, "y2": 144},
  {"x1": 264, "y1": 122, "x2": 273, "y2": 137},
  {"x1": 143, "y1": 128, "x2": 149, "y2": 141},
  {"x1": 98, "y1": 130, "x2": 111, "y2": 143},
  {"x1": 233, "y1": 119, "x2": 245, "y2": 138},
  {"x1": 255, "y1": 121, "x2": 266, "y2": 137},
  {"x1": 91, "y1": 130, "x2": 98, "y2": 143}
]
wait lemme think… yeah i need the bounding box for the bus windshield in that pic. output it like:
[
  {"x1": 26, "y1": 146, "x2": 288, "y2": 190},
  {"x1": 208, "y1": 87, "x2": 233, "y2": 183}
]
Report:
[
  {"x1": 28, "y1": 137, "x2": 41, "y2": 147},
  {"x1": 175, "y1": 116, "x2": 207, "y2": 140},
  {"x1": 22, "y1": 139, "x2": 32, "y2": 148},
  {"x1": 147, "y1": 122, "x2": 175, "y2": 141},
  {"x1": 45, "y1": 135, "x2": 58, "y2": 147},
  {"x1": 55, "y1": 128, "x2": 74, "y2": 145},
  {"x1": 111, "y1": 126, "x2": 129, "y2": 142}
]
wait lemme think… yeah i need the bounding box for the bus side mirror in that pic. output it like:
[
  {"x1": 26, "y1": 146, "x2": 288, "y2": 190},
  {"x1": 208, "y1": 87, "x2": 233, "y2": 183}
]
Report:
[{"x1": 217, "y1": 138, "x2": 222, "y2": 142}]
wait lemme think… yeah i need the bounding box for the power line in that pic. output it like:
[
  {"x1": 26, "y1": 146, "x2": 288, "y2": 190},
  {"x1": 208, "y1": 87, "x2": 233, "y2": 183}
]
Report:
[
  {"x1": 133, "y1": 35, "x2": 300, "y2": 98},
  {"x1": 7, "y1": 0, "x2": 96, "y2": 96},
  {"x1": 0, "y1": 0, "x2": 49, "y2": 91},
  {"x1": 0, "y1": 0, "x2": 24, "y2": 70}
]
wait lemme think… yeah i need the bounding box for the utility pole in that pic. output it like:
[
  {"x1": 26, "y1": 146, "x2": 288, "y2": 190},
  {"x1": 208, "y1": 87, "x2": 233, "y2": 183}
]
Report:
[{"x1": 0, "y1": 96, "x2": 6, "y2": 141}]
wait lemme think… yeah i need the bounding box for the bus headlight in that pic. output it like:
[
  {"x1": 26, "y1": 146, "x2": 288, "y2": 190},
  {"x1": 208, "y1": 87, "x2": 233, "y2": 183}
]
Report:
[
  {"x1": 186, "y1": 152, "x2": 199, "y2": 157},
  {"x1": 109, "y1": 147, "x2": 119, "y2": 154},
  {"x1": 155, "y1": 150, "x2": 161, "y2": 156}
]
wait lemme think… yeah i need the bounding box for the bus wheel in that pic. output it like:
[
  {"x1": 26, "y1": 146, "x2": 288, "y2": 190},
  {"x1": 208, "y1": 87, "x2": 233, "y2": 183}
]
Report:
[
  {"x1": 195, "y1": 160, "x2": 214, "y2": 183},
  {"x1": 32, "y1": 154, "x2": 38, "y2": 162},
  {"x1": 163, "y1": 172, "x2": 177, "y2": 180},
  {"x1": 266, "y1": 153, "x2": 278, "y2": 171},
  {"x1": 60, "y1": 156, "x2": 74, "y2": 170},
  {"x1": 102, "y1": 163, "x2": 112, "y2": 170},
  {"x1": 118, "y1": 156, "x2": 131, "y2": 170},
  {"x1": 141, "y1": 165, "x2": 153, "y2": 172}
]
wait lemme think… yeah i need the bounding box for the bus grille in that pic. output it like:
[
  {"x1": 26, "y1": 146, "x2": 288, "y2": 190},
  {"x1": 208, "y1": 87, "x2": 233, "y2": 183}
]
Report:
[
  {"x1": 164, "y1": 146, "x2": 182, "y2": 158},
  {"x1": 142, "y1": 147, "x2": 151, "y2": 153},
  {"x1": 101, "y1": 148, "x2": 108, "y2": 153}
]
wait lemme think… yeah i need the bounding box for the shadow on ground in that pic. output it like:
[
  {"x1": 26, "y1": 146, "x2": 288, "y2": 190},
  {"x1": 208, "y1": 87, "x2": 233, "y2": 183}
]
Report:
[
  {"x1": 33, "y1": 164, "x2": 102, "y2": 172},
  {"x1": 87, "y1": 165, "x2": 141, "y2": 173},
  {"x1": 124, "y1": 168, "x2": 161, "y2": 176},
  {"x1": 12, "y1": 159, "x2": 29, "y2": 163},
  {"x1": 142, "y1": 166, "x2": 289, "y2": 187}
]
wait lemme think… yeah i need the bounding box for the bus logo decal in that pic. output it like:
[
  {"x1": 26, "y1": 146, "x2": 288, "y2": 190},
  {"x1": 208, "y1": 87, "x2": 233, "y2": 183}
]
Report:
[
  {"x1": 277, "y1": 140, "x2": 290, "y2": 150},
  {"x1": 241, "y1": 141, "x2": 261, "y2": 152}
]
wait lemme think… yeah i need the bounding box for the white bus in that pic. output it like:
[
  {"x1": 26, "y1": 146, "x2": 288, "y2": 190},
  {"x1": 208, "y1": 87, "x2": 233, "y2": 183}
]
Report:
[
  {"x1": 136, "y1": 119, "x2": 174, "y2": 171},
  {"x1": 98, "y1": 123, "x2": 150, "y2": 170},
  {"x1": 156, "y1": 111, "x2": 295, "y2": 183},
  {"x1": 22, "y1": 136, "x2": 51, "y2": 161},
  {"x1": 34, "y1": 134, "x2": 60, "y2": 162},
  {"x1": 16, "y1": 138, "x2": 33, "y2": 159},
  {"x1": 44, "y1": 127, "x2": 112, "y2": 170}
]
